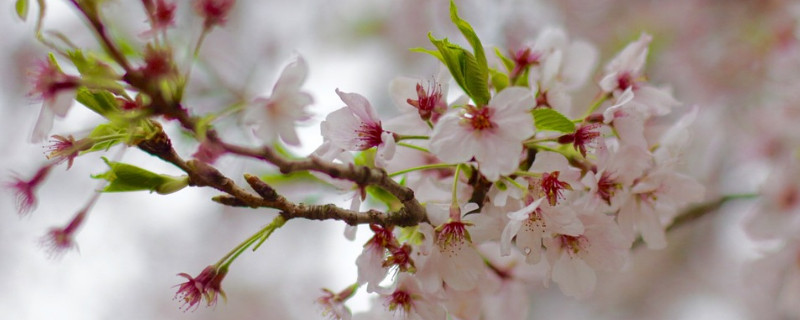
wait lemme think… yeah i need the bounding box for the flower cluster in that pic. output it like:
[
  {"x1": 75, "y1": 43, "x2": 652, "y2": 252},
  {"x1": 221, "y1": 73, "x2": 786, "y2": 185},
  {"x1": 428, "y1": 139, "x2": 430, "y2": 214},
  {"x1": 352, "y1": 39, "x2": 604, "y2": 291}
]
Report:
[
  {"x1": 307, "y1": 5, "x2": 704, "y2": 317},
  {"x1": 8, "y1": 0, "x2": 712, "y2": 319}
]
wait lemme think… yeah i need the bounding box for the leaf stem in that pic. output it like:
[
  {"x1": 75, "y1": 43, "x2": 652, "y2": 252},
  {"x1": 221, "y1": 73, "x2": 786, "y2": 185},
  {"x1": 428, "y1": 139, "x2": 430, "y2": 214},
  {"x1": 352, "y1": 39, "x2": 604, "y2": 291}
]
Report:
[{"x1": 388, "y1": 163, "x2": 456, "y2": 178}]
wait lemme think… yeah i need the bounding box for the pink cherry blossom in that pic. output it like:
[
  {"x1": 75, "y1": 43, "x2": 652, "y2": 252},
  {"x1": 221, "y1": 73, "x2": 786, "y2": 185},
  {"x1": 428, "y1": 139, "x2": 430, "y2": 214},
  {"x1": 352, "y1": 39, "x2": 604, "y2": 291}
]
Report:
[
  {"x1": 356, "y1": 224, "x2": 394, "y2": 293},
  {"x1": 321, "y1": 90, "x2": 396, "y2": 168},
  {"x1": 599, "y1": 33, "x2": 680, "y2": 119},
  {"x1": 29, "y1": 58, "x2": 79, "y2": 143},
  {"x1": 317, "y1": 286, "x2": 356, "y2": 320},
  {"x1": 7, "y1": 164, "x2": 53, "y2": 215},
  {"x1": 429, "y1": 87, "x2": 534, "y2": 181},
  {"x1": 193, "y1": 0, "x2": 235, "y2": 29},
  {"x1": 243, "y1": 56, "x2": 313, "y2": 146},
  {"x1": 417, "y1": 203, "x2": 485, "y2": 293},
  {"x1": 617, "y1": 164, "x2": 705, "y2": 249},
  {"x1": 40, "y1": 208, "x2": 87, "y2": 258},
  {"x1": 381, "y1": 273, "x2": 446, "y2": 320},
  {"x1": 543, "y1": 213, "x2": 630, "y2": 298},
  {"x1": 174, "y1": 265, "x2": 228, "y2": 311}
]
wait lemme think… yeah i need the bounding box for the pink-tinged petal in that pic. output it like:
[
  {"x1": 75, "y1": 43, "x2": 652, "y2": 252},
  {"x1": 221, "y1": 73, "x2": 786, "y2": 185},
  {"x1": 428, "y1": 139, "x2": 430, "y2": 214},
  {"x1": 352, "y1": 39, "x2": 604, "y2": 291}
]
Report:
[
  {"x1": 273, "y1": 55, "x2": 308, "y2": 96},
  {"x1": 336, "y1": 89, "x2": 379, "y2": 124},
  {"x1": 638, "y1": 203, "x2": 667, "y2": 249},
  {"x1": 540, "y1": 49, "x2": 562, "y2": 87},
  {"x1": 374, "y1": 131, "x2": 396, "y2": 168},
  {"x1": 529, "y1": 151, "x2": 570, "y2": 173},
  {"x1": 561, "y1": 40, "x2": 598, "y2": 90},
  {"x1": 612, "y1": 110, "x2": 648, "y2": 150},
  {"x1": 634, "y1": 85, "x2": 680, "y2": 117},
  {"x1": 533, "y1": 27, "x2": 568, "y2": 53},
  {"x1": 602, "y1": 87, "x2": 635, "y2": 122},
  {"x1": 31, "y1": 106, "x2": 55, "y2": 143},
  {"x1": 389, "y1": 76, "x2": 420, "y2": 112},
  {"x1": 429, "y1": 114, "x2": 478, "y2": 163},
  {"x1": 500, "y1": 219, "x2": 523, "y2": 256},
  {"x1": 515, "y1": 222, "x2": 545, "y2": 265},
  {"x1": 48, "y1": 88, "x2": 75, "y2": 117},
  {"x1": 552, "y1": 254, "x2": 596, "y2": 298},
  {"x1": 438, "y1": 240, "x2": 482, "y2": 291},
  {"x1": 543, "y1": 205, "x2": 584, "y2": 236},
  {"x1": 356, "y1": 245, "x2": 388, "y2": 293},
  {"x1": 490, "y1": 87, "x2": 533, "y2": 114},
  {"x1": 598, "y1": 72, "x2": 618, "y2": 93},
  {"x1": 604, "y1": 33, "x2": 652, "y2": 75},
  {"x1": 322, "y1": 107, "x2": 364, "y2": 149}
]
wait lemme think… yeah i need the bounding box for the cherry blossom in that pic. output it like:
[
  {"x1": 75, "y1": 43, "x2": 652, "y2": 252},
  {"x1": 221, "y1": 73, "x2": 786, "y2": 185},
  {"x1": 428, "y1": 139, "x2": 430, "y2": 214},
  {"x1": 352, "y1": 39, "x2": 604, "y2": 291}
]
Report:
[
  {"x1": 29, "y1": 58, "x2": 79, "y2": 143},
  {"x1": 429, "y1": 87, "x2": 534, "y2": 181},
  {"x1": 174, "y1": 265, "x2": 228, "y2": 311},
  {"x1": 380, "y1": 274, "x2": 446, "y2": 320},
  {"x1": 321, "y1": 89, "x2": 396, "y2": 167},
  {"x1": 243, "y1": 56, "x2": 313, "y2": 146},
  {"x1": 543, "y1": 213, "x2": 630, "y2": 298},
  {"x1": 417, "y1": 203, "x2": 485, "y2": 293}
]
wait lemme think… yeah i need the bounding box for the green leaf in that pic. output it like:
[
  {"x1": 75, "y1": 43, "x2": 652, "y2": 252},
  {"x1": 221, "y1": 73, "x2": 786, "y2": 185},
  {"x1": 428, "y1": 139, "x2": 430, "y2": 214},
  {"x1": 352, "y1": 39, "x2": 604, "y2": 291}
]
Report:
[
  {"x1": 533, "y1": 108, "x2": 576, "y2": 133},
  {"x1": 354, "y1": 148, "x2": 377, "y2": 168},
  {"x1": 93, "y1": 157, "x2": 188, "y2": 194},
  {"x1": 75, "y1": 88, "x2": 119, "y2": 117},
  {"x1": 15, "y1": 0, "x2": 29, "y2": 21},
  {"x1": 410, "y1": 47, "x2": 443, "y2": 61},
  {"x1": 494, "y1": 47, "x2": 514, "y2": 73},
  {"x1": 514, "y1": 68, "x2": 530, "y2": 87},
  {"x1": 427, "y1": 34, "x2": 490, "y2": 106},
  {"x1": 260, "y1": 171, "x2": 320, "y2": 185},
  {"x1": 366, "y1": 186, "x2": 402, "y2": 212},
  {"x1": 489, "y1": 68, "x2": 509, "y2": 92},
  {"x1": 84, "y1": 123, "x2": 125, "y2": 153},
  {"x1": 449, "y1": 0, "x2": 487, "y2": 73}
]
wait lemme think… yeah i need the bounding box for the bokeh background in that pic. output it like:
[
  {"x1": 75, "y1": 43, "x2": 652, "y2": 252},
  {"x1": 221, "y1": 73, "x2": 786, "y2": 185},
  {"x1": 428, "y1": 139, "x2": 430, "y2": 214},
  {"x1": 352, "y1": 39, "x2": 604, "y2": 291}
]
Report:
[{"x1": 1, "y1": 0, "x2": 797, "y2": 319}]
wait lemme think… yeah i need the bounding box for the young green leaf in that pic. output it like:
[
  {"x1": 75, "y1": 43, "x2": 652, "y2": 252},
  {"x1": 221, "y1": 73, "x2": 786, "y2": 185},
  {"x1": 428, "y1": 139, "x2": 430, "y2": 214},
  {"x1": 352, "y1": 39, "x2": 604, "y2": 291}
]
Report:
[
  {"x1": 449, "y1": 0, "x2": 487, "y2": 73},
  {"x1": 366, "y1": 186, "x2": 402, "y2": 212},
  {"x1": 75, "y1": 88, "x2": 119, "y2": 117},
  {"x1": 15, "y1": 0, "x2": 29, "y2": 21},
  {"x1": 93, "y1": 157, "x2": 188, "y2": 194},
  {"x1": 494, "y1": 47, "x2": 515, "y2": 73},
  {"x1": 489, "y1": 68, "x2": 509, "y2": 92},
  {"x1": 533, "y1": 108, "x2": 576, "y2": 133}
]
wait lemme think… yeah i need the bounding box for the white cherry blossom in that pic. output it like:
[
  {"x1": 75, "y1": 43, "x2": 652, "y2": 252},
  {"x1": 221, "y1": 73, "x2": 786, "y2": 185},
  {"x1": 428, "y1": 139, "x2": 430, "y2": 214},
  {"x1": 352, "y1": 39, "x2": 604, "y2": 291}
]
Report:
[
  {"x1": 243, "y1": 55, "x2": 313, "y2": 146},
  {"x1": 429, "y1": 87, "x2": 534, "y2": 181}
]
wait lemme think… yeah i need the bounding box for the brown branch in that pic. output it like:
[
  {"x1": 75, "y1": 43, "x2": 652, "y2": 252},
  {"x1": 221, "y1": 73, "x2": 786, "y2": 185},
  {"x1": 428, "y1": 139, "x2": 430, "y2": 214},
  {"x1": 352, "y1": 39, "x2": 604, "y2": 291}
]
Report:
[
  {"x1": 68, "y1": 1, "x2": 428, "y2": 227},
  {"x1": 136, "y1": 127, "x2": 427, "y2": 226}
]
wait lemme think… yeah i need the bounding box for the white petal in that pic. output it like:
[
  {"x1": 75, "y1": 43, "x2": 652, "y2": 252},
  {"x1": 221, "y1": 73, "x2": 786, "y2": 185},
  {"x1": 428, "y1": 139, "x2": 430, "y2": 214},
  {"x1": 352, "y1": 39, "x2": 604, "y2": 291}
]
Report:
[
  {"x1": 552, "y1": 254, "x2": 596, "y2": 298},
  {"x1": 31, "y1": 105, "x2": 55, "y2": 143},
  {"x1": 273, "y1": 55, "x2": 308, "y2": 95},
  {"x1": 336, "y1": 89, "x2": 379, "y2": 123}
]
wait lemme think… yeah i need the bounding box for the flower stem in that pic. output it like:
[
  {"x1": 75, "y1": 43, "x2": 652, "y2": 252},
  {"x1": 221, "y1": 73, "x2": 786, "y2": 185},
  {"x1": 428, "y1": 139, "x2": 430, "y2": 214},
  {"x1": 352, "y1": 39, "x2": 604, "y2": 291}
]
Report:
[
  {"x1": 388, "y1": 163, "x2": 456, "y2": 178},
  {"x1": 216, "y1": 215, "x2": 287, "y2": 269},
  {"x1": 451, "y1": 164, "x2": 462, "y2": 207},
  {"x1": 503, "y1": 176, "x2": 526, "y2": 191},
  {"x1": 395, "y1": 135, "x2": 430, "y2": 142},
  {"x1": 580, "y1": 92, "x2": 611, "y2": 120},
  {"x1": 396, "y1": 142, "x2": 430, "y2": 153}
]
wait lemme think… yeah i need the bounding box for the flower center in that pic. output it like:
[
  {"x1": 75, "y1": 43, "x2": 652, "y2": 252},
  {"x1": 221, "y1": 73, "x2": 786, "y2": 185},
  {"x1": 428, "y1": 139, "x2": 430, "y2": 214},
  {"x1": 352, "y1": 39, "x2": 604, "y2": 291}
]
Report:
[
  {"x1": 388, "y1": 290, "x2": 412, "y2": 313},
  {"x1": 559, "y1": 234, "x2": 589, "y2": 257},
  {"x1": 540, "y1": 171, "x2": 572, "y2": 206},
  {"x1": 617, "y1": 72, "x2": 636, "y2": 91},
  {"x1": 596, "y1": 171, "x2": 619, "y2": 205},
  {"x1": 407, "y1": 82, "x2": 445, "y2": 122},
  {"x1": 436, "y1": 221, "x2": 470, "y2": 256},
  {"x1": 462, "y1": 106, "x2": 495, "y2": 131},
  {"x1": 355, "y1": 122, "x2": 384, "y2": 150}
]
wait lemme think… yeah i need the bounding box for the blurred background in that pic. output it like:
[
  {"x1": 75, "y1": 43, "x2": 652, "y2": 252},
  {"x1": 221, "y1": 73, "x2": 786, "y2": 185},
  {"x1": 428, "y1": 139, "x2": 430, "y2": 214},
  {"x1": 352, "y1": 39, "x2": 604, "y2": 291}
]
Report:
[{"x1": 1, "y1": 0, "x2": 798, "y2": 319}]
